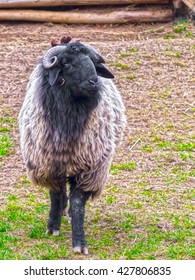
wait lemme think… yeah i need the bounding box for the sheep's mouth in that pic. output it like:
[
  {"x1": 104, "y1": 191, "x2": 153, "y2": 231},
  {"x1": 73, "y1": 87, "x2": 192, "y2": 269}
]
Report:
[
  {"x1": 80, "y1": 80, "x2": 99, "y2": 93},
  {"x1": 76, "y1": 88, "x2": 99, "y2": 98}
]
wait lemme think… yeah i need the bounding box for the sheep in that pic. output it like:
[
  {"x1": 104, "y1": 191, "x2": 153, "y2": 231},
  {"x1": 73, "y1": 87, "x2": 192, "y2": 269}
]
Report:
[{"x1": 18, "y1": 36, "x2": 126, "y2": 255}]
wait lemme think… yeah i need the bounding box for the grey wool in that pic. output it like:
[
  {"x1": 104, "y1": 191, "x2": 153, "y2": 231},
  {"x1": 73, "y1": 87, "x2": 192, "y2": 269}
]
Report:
[{"x1": 18, "y1": 37, "x2": 126, "y2": 254}]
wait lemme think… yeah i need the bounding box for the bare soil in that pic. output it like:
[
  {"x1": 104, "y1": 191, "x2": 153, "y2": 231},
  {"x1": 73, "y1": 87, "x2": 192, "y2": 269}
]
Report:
[{"x1": 1, "y1": 21, "x2": 194, "y2": 191}]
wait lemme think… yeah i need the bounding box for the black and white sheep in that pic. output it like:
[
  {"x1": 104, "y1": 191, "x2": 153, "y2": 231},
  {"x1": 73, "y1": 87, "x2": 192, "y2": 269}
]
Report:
[{"x1": 19, "y1": 36, "x2": 126, "y2": 255}]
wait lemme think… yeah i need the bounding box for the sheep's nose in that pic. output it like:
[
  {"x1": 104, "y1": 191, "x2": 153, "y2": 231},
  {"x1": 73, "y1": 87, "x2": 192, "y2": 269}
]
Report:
[{"x1": 88, "y1": 76, "x2": 98, "y2": 86}]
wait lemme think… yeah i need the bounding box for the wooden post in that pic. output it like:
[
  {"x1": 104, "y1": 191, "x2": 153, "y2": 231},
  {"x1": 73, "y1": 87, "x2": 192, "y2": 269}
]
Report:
[
  {"x1": 0, "y1": 8, "x2": 174, "y2": 23},
  {"x1": 0, "y1": 0, "x2": 169, "y2": 8},
  {"x1": 172, "y1": 0, "x2": 182, "y2": 9},
  {"x1": 182, "y1": 0, "x2": 195, "y2": 12}
]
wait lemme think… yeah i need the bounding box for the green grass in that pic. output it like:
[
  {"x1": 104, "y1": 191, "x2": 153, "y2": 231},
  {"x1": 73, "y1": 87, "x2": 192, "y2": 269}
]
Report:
[
  {"x1": 110, "y1": 61, "x2": 129, "y2": 70},
  {"x1": 0, "y1": 116, "x2": 16, "y2": 156},
  {"x1": 163, "y1": 34, "x2": 175, "y2": 40},
  {"x1": 174, "y1": 23, "x2": 187, "y2": 34},
  {"x1": 0, "y1": 180, "x2": 70, "y2": 259},
  {"x1": 0, "y1": 136, "x2": 14, "y2": 156},
  {"x1": 110, "y1": 161, "x2": 136, "y2": 175},
  {"x1": 0, "y1": 153, "x2": 194, "y2": 260},
  {"x1": 126, "y1": 73, "x2": 136, "y2": 80}
]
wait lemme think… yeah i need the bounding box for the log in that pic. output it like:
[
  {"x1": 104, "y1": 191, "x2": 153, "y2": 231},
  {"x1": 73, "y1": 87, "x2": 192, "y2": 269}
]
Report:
[
  {"x1": 0, "y1": 8, "x2": 174, "y2": 23},
  {"x1": 172, "y1": 0, "x2": 182, "y2": 9},
  {"x1": 0, "y1": 0, "x2": 169, "y2": 8},
  {"x1": 182, "y1": 0, "x2": 195, "y2": 12}
]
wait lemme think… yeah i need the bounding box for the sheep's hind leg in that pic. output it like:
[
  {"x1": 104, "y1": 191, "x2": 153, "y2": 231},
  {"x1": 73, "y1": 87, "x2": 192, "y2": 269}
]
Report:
[
  {"x1": 46, "y1": 186, "x2": 68, "y2": 236},
  {"x1": 69, "y1": 185, "x2": 90, "y2": 255}
]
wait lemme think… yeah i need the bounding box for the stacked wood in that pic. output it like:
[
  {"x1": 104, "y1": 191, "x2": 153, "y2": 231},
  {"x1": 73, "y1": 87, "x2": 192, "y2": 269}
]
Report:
[
  {"x1": 0, "y1": 0, "x2": 169, "y2": 8},
  {"x1": 0, "y1": 7, "x2": 174, "y2": 23},
  {"x1": 172, "y1": 0, "x2": 183, "y2": 9},
  {"x1": 182, "y1": 0, "x2": 195, "y2": 12},
  {"x1": 0, "y1": 0, "x2": 178, "y2": 23}
]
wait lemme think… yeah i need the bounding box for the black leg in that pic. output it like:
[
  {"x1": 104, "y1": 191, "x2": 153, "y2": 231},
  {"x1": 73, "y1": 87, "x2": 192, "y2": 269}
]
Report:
[
  {"x1": 46, "y1": 185, "x2": 68, "y2": 236},
  {"x1": 69, "y1": 179, "x2": 91, "y2": 254}
]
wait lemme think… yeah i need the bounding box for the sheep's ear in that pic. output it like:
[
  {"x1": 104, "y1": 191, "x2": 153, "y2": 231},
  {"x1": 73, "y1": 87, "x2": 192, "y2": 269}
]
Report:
[
  {"x1": 95, "y1": 64, "x2": 114, "y2": 79},
  {"x1": 48, "y1": 67, "x2": 61, "y2": 86}
]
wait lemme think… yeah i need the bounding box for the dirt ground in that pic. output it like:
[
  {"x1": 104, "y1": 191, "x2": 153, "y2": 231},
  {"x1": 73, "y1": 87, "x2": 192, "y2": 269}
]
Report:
[
  {"x1": 0, "y1": 20, "x2": 195, "y2": 259},
  {"x1": 1, "y1": 21, "x2": 194, "y2": 193}
]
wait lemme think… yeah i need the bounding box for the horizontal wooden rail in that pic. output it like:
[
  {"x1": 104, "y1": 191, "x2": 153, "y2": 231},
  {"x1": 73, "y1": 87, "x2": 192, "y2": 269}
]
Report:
[
  {"x1": 0, "y1": 8, "x2": 174, "y2": 23},
  {"x1": 182, "y1": 0, "x2": 195, "y2": 12},
  {"x1": 0, "y1": 0, "x2": 169, "y2": 8}
]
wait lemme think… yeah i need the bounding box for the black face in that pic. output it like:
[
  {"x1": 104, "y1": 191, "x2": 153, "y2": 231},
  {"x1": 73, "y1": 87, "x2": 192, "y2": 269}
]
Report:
[
  {"x1": 61, "y1": 52, "x2": 99, "y2": 95},
  {"x1": 47, "y1": 42, "x2": 114, "y2": 97}
]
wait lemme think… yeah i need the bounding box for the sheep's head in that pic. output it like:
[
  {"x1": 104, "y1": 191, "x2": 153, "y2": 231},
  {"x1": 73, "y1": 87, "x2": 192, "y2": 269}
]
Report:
[{"x1": 42, "y1": 39, "x2": 114, "y2": 97}]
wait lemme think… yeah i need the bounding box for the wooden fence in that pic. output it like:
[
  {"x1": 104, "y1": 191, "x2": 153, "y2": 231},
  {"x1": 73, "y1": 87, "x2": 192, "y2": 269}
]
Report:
[{"x1": 0, "y1": 0, "x2": 193, "y2": 24}]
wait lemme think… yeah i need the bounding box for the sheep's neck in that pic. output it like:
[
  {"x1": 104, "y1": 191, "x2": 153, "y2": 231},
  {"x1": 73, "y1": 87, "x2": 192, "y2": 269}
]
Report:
[{"x1": 41, "y1": 86, "x2": 100, "y2": 142}]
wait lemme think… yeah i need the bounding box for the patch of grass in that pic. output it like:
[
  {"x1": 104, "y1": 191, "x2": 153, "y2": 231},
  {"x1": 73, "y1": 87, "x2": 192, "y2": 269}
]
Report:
[
  {"x1": 166, "y1": 51, "x2": 182, "y2": 58},
  {"x1": 117, "y1": 223, "x2": 195, "y2": 260},
  {"x1": 29, "y1": 221, "x2": 48, "y2": 239},
  {"x1": 126, "y1": 73, "x2": 136, "y2": 80},
  {"x1": 174, "y1": 61, "x2": 188, "y2": 67},
  {"x1": 135, "y1": 60, "x2": 141, "y2": 65},
  {"x1": 142, "y1": 144, "x2": 154, "y2": 153},
  {"x1": 0, "y1": 234, "x2": 19, "y2": 259},
  {"x1": 154, "y1": 140, "x2": 195, "y2": 152},
  {"x1": 174, "y1": 23, "x2": 186, "y2": 34},
  {"x1": 185, "y1": 31, "x2": 195, "y2": 38},
  {"x1": 110, "y1": 160, "x2": 136, "y2": 175},
  {"x1": 163, "y1": 34, "x2": 175, "y2": 40},
  {"x1": 106, "y1": 195, "x2": 117, "y2": 205},
  {"x1": 119, "y1": 52, "x2": 132, "y2": 58},
  {"x1": 116, "y1": 213, "x2": 137, "y2": 232},
  {"x1": 0, "y1": 221, "x2": 10, "y2": 233},
  {"x1": 0, "y1": 177, "x2": 72, "y2": 260},
  {"x1": 110, "y1": 61, "x2": 129, "y2": 70},
  {"x1": 15, "y1": 175, "x2": 31, "y2": 188},
  {"x1": 7, "y1": 194, "x2": 18, "y2": 202},
  {"x1": 0, "y1": 135, "x2": 14, "y2": 156},
  {"x1": 0, "y1": 116, "x2": 17, "y2": 128},
  {"x1": 167, "y1": 244, "x2": 195, "y2": 259},
  {"x1": 0, "y1": 127, "x2": 10, "y2": 133},
  {"x1": 129, "y1": 47, "x2": 139, "y2": 52},
  {"x1": 24, "y1": 243, "x2": 68, "y2": 260},
  {"x1": 88, "y1": 229, "x2": 117, "y2": 257},
  {"x1": 0, "y1": 116, "x2": 16, "y2": 157},
  {"x1": 128, "y1": 201, "x2": 143, "y2": 209},
  {"x1": 154, "y1": 71, "x2": 161, "y2": 76},
  {"x1": 161, "y1": 92, "x2": 171, "y2": 99},
  {"x1": 157, "y1": 141, "x2": 173, "y2": 149},
  {"x1": 175, "y1": 142, "x2": 195, "y2": 152},
  {"x1": 1, "y1": 177, "x2": 194, "y2": 259}
]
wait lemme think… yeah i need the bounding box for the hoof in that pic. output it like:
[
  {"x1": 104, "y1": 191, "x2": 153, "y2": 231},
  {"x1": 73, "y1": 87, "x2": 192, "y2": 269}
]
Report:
[
  {"x1": 73, "y1": 246, "x2": 89, "y2": 255},
  {"x1": 73, "y1": 246, "x2": 81, "y2": 254},
  {"x1": 52, "y1": 230, "x2": 60, "y2": 236},
  {"x1": 82, "y1": 247, "x2": 89, "y2": 255},
  {"x1": 46, "y1": 229, "x2": 60, "y2": 236}
]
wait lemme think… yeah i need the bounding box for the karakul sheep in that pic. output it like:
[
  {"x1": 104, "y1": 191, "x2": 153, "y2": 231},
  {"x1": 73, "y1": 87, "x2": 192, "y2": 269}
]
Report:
[{"x1": 19, "y1": 36, "x2": 126, "y2": 255}]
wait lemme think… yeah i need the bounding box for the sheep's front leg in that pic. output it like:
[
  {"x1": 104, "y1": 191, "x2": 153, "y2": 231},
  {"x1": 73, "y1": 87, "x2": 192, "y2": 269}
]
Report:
[
  {"x1": 46, "y1": 186, "x2": 68, "y2": 236},
  {"x1": 69, "y1": 186, "x2": 90, "y2": 254}
]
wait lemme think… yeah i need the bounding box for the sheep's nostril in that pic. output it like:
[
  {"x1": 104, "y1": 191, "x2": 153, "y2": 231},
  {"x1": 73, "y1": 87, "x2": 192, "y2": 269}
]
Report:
[{"x1": 88, "y1": 77, "x2": 98, "y2": 85}]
